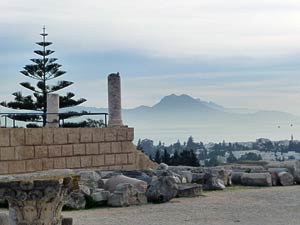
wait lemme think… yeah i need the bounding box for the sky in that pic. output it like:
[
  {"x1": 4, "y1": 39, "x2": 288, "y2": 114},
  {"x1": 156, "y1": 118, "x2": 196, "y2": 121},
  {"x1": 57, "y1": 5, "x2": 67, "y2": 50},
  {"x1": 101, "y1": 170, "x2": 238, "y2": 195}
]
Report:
[{"x1": 1, "y1": 0, "x2": 300, "y2": 115}]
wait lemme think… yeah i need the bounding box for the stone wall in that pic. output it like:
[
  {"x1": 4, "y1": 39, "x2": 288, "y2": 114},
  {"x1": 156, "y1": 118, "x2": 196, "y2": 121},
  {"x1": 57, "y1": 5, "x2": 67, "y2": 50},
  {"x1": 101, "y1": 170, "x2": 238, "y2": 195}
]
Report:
[{"x1": 0, "y1": 127, "x2": 156, "y2": 175}]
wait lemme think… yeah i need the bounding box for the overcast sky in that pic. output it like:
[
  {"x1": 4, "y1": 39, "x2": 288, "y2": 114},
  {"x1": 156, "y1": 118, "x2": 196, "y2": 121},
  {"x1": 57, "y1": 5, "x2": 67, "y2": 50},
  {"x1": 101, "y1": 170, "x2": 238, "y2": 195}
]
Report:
[{"x1": 1, "y1": 0, "x2": 300, "y2": 115}]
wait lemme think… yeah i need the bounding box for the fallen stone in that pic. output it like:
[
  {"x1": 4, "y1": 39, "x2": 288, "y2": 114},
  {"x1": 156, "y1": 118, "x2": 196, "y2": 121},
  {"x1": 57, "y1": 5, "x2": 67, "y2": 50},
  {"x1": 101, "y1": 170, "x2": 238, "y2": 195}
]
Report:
[
  {"x1": 62, "y1": 217, "x2": 73, "y2": 225},
  {"x1": 241, "y1": 173, "x2": 272, "y2": 187},
  {"x1": 0, "y1": 213, "x2": 8, "y2": 225},
  {"x1": 177, "y1": 184, "x2": 202, "y2": 198},
  {"x1": 65, "y1": 191, "x2": 86, "y2": 209},
  {"x1": 104, "y1": 175, "x2": 147, "y2": 193},
  {"x1": 230, "y1": 172, "x2": 245, "y2": 185},
  {"x1": 202, "y1": 172, "x2": 225, "y2": 190},
  {"x1": 75, "y1": 170, "x2": 102, "y2": 191},
  {"x1": 294, "y1": 169, "x2": 300, "y2": 184},
  {"x1": 191, "y1": 173, "x2": 204, "y2": 184},
  {"x1": 91, "y1": 189, "x2": 110, "y2": 203},
  {"x1": 146, "y1": 176, "x2": 178, "y2": 203},
  {"x1": 177, "y1": 171, "x2": 193, "y2": 183},
  {"x1": 278, "y1": 171, "x2": 294, "y2": 186}
]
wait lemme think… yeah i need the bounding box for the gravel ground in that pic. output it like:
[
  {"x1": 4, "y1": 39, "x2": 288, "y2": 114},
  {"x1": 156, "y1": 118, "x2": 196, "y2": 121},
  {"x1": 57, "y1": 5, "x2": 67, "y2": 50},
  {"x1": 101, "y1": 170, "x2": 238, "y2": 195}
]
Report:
[{"x1": 1, "y1": 186, "x2": 299, "y2": 225}]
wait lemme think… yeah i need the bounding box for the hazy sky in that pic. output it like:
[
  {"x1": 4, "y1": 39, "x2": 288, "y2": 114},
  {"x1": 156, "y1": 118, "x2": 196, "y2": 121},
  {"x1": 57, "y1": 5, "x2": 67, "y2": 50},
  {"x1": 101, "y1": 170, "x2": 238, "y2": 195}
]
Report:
[{"x1": 1, "y1": 0, "x2": 300, "y2": 115}]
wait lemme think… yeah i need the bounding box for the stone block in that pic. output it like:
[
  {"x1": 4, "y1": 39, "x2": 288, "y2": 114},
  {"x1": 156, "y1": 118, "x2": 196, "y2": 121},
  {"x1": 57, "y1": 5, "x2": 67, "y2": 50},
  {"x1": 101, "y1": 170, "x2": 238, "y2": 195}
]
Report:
[
  {"x1": 0, "y1": 162, "x2": 8, "y2": 174},
  {"x1": 54, "y1": 158, "x2": 66, "y2": 169},
  {"x1": 92, "y1": 128, "x2": 104, "y2": 142},
  {"x1": 108, "y1": 165, "x2": 122, "y2": 170},
  {"x1": 111, "y1": 142, "x2": 122, "y2": 153},
  {"x1": 122, "y1": 164, "x2": 138, "y2": 170},
  {"x1": 117, "y1": 128, "x2": 127, "y2": 141},
  {"x1": 10, "y1": 129, "x2": 25, "y2": 146},
  {"x1": 81, "y1": 156, "x2": 92, "y2": 167},
  {"x1": 42, "y1": 128, "x2": 54, "y2": 145},
  {"x1": 80, "y1": 128, "x2": 92, "y2": 143},
  {"x1": 25, "y1": 128, "x2": 42, "y2": 145},
  {"x1": 48, "y1": 145, "x2": 62, "y2": 157},
  {"x1": 26, "y1": 159, "x2": 42, "y2": 172},
  {"x1": 127, "y1": 128, "x2": 134, "y2": 141},
  {"x1": 105, "y1": 154, "x2": 115, "y2": 166},
  {"x1": 42, "y1": 158, "x2": 54, "y2": 170},
  {"x1": 35, "y1": 146, "x2": 48, "y2": 158},
  {"x1": 53, "y1": 128, "x2": 68, "y2": 144},
  {"x1": 0, "y1": 147, "x2": 15, "y2": 160},
  {"x1": 73, "y1": 144, "x2": 85, "y2": 156},
  {"x1": 99, "y1": 143, "x2": 111, "y2": 154},
  {"x1": 0, "y1": 129, "x2": 10, "y2": 147},
  {"x1": 15, "y1": 146, "x2": 34, "y2": 160},
  {"x1": 86, "y1": 143, "x2": 99, "y2": 155},
  {"x1": 68, "y1": 128, "x2": 80, "y2": 144},
  {"x1": 62, "y1": 145, "x2": 73, "y2": 156},
  {"x1": 121, "y1": 142, "x2": 134, "y2": 153},
  {"x1": 128, "y1": 153, "x2": 136, "y2": 164},
  {"x1": 104, "y1": 128, "x2": 117, "y2": 142},
  {"x1": 92, "y1": 155, "x2": 105, "y2": 166},
  {"x1": 66, "y1": 156, "x2": 81, "y2": 169},
  {"x1": 8, "y1": 161, "x2": 25, "y2": 174},
  {"x1": 115, "y1": 154, "x2": 128, "y2": 165}
]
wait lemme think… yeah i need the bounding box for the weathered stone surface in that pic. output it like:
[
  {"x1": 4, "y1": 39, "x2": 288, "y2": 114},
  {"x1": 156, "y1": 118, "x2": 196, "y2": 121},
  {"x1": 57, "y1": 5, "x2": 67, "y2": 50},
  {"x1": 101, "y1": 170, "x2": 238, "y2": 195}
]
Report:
[
  {"x1": 230, "y1": 172, "x2": 245, "y2": 185},
  {"x1": 108, "y1": 73, "x2": 123, "y2": 127},
  {"x1": 146, "y1": 176, "x2": 178, "y2": 203},
  {"x1": 177, "y1": 183, "x2": 202, "y2": 198},
  {"x1": 104, "y1": 175, "x2": 147, "y2": 193},
  {"x1": 294, "y1": 169, "x2": 300, "y2": 184},
  {"x1": 241, "y1": 173, "x2": 272, "y2": 187},
  {"x1": 108, "y1": 183, "x2": 147, "y2": 207},
  {"x1": 91, "y1": 189, "x2": 110, "y2": 203},
  {"x1": 65, "y1": 191, "x2": 86, "y2": 209},
  {"x1": 202, "y1": 172, "x2": 225, "y2": 190},
  {"x1": 278, "y1": 171, "x2": 294, "y2": 186},
  {"x1": 76, "y1": 170, "x2": 102, "y2": 191},
  {"x1": 62, "y1": 217, "x2": 73, "y2": 225},
  {"x1": 0, "y1": 213, "x2": 8, "y2": 225}
]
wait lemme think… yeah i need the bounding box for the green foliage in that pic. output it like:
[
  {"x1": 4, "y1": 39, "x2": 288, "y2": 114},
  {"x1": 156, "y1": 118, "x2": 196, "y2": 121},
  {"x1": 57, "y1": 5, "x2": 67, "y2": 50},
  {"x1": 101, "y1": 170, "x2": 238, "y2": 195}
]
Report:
[
  {"x1": 239, "y1": 152, "x2": 262, "y2": 161},
  {"x1": 1, "y1": 28, "x2": 86, "y2": 126}
]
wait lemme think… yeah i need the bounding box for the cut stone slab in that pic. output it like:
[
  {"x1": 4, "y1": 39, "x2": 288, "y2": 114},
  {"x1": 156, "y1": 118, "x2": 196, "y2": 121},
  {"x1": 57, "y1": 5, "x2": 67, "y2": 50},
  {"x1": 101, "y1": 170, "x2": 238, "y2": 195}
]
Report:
[
  {"x1": 177, "y1": 184, "x2": 203, "y2": 198},
  {"x1": 241, "y1": 173, "x2": 272, "y2": 187},
  {"x1": 104, "y1": 175, "x2": 147, "y2": 193}
]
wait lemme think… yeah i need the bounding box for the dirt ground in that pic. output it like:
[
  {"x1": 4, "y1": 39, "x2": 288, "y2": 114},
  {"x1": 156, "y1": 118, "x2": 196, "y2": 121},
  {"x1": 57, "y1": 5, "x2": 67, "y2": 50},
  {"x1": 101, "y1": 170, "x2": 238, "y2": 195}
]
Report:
[{"x1": 1, "y1": 186, "x2": 299, "y2": 225}]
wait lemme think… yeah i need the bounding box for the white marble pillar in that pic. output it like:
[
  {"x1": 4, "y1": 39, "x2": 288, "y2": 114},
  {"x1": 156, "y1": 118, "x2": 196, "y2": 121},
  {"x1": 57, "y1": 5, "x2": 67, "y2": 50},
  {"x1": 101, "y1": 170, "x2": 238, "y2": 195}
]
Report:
[
  {"x1": 108, "y1": 73, "x2": 123, "y2": 127},
  {"x1": 46, "y1": 94, "x2": 59, "y2": 128}
]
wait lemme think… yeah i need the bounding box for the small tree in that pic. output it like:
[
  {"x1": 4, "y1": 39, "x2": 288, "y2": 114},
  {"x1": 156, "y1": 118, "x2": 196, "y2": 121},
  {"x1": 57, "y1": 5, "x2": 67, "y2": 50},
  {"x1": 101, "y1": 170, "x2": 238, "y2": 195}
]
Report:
[
  {"x1": 162, "y1": 148, "x2": 171, "y2": 165},
  {"x1": 1, "y1": 28, "x2": 86, "y2": 126},
  {"x1": 154, "y1": 149, "x2": 162, "y2": 164}
]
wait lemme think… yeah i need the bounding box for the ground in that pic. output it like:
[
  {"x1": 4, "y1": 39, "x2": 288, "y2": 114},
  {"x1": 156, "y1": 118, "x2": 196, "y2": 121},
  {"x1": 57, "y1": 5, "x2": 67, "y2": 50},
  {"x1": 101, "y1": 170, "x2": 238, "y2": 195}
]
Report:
[{"x1": 1, "y1": 186, "x2": 299, "y2": 225}]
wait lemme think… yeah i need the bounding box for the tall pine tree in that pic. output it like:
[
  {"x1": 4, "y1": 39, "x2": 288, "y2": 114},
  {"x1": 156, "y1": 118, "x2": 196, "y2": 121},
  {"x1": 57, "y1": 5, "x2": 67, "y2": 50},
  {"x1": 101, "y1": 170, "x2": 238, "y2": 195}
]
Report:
[{"x1": 1, "y1": 28, "x2": 86, "y2": 126}]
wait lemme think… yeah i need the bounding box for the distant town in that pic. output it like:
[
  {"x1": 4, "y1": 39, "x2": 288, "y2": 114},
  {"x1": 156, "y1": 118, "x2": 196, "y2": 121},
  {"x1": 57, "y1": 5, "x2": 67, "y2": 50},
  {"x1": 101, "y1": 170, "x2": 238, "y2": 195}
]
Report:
[{"x1": 137, "y1": 136, "x2": 300, "y2": 166}]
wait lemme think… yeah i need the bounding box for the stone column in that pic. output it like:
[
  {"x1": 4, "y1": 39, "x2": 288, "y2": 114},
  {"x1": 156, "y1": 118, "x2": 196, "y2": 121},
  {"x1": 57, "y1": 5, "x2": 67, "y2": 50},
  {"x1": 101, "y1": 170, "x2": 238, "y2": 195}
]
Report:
[
  {"x1": 108, "y1": 73, "x2": 123, "y2": 127},
  {"x1": 46, "y1": 94, "x2": 59, "y2": 128},
  {"x1": 0, "y1": 170, "x2": 79, "y2": 225}
]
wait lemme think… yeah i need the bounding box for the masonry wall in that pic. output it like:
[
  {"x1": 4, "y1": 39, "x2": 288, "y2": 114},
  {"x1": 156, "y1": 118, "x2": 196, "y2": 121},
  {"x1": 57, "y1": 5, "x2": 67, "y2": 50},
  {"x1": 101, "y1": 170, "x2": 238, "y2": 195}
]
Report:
[{"x1": 0, "y1": 127, "x2": 156, "y2": 175}]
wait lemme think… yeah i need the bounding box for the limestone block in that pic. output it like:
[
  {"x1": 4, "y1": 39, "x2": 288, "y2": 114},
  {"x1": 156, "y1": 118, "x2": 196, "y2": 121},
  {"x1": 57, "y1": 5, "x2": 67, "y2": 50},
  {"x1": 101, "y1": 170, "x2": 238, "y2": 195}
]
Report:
[
  {"x1": 73, "y1": 144, "x2": 85, "y2": 156},
  {"x1": 8, "y1": 161, "x2": 25, "y2": 174},
  {"x1": 15, "y1": 146, "x2": 34, "y2": 160},
  {"x1": 86, "y1": 143, "x2": 99, "y2": 155},
  {"x1": 111, "y1": 142, "x2": 122, "y2": 153},
  {"x1": 66, "y1": 157, "x2": 81, "y2": 169},
  {"x1": 0, "y1": 147, "x2": 15, "y2": 160},
  {"x1": 99, "y1": 143, "x2": 111, "y2": 154},
  {"x1": 122, "y1": 164, "x2": 138, "y2": 170},
  {"x1": 42, "y1": 158, "x2": 54, "y2": 170},
  {"x1": 0, "y1": 162, "x2": 8, "y2": 174},
  {"x1": 121, "y1": 142, "x2": 134, "y2": 153},
  {"x1": 92, "y1": 155, "x2": 105, "y2": 166},
  {"x1": 54, "y1": 158, "x2": 66, "y2": 169},
  {"x1": 104, "y1": 128, "x2": 117, "y2": 142},
  {"x1": 68, "y1": 128, "x2": 80, "y2": 144},
  {"x1": 26, "y1": 159, "x2": 43, "y2": 172},
  {"x1": 117, "y1": 128, "x2": 127, "y2": 141},
  {"x1": 91, "y1": 190, "x2": 110, "y2": 202},
  {"x1": 35, "y1": 146, "x2": 48, "y2": 158},
  {"x1": 127, "y1": 153, "x2": 136, "y2": 164},
  {"x1": 80, "y1": 128, "x2": 92, "y2": 143},
  {"x1": 81, "y1": 156, "x2": 92, "y2": 167},
  {"x1": 92, "y1": 128, "x2": 104, "y2": 142},
  {"x1": 10, "y1": 128, "x2": 25, "y2": 146},
  {"x1": 48, "y1": 145, "x2": 62, "y2": 157},
  {"x1": 127, "y1": 128, "x2": 134, "y2": 141},
  {"x1": 0, "y1": 129, "x2": 10, "y2": 147},
  {"x1": 105, "y1": 154, "x2": 115, "y2": 166},
  {"x1": 25, "y1": 128, "x2": 42, "y2": 145},
  {"x1": 53, "y1": 128, "x2": 68, "y2": 144},
  {"x1": 42, "y1": 128, "x2": 54, "y2": 145},
  {"x1": 62, "y1": 145, "x2": 73, "y2": 156},
  {"x1": 109, "y1": 165, "x2": 122, "y2": 170},
  {"x1": 115, "y1": 154, "x2": 128, "y2": 165}
]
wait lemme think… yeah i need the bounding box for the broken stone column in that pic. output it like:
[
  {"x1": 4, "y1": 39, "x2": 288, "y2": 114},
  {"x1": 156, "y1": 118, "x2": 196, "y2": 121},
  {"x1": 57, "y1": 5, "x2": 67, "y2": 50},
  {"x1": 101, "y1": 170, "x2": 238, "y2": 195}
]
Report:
[
  {"x1": 108, "y1": 73, "x2": 123, "y2": 127},
  {"x1": 46, "y1": 94, "x2": 59, "y2": 128},
  {"x1": 0, "y1": 170, "x2": 79, "y2": 225}
]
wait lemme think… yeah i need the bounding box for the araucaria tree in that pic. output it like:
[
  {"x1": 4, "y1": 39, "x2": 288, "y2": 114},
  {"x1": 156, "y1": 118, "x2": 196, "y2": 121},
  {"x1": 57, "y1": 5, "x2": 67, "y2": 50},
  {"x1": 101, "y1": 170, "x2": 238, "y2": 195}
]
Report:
[{"x1": 1, "y1": 28, "x2": 86, "y2": 126}]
